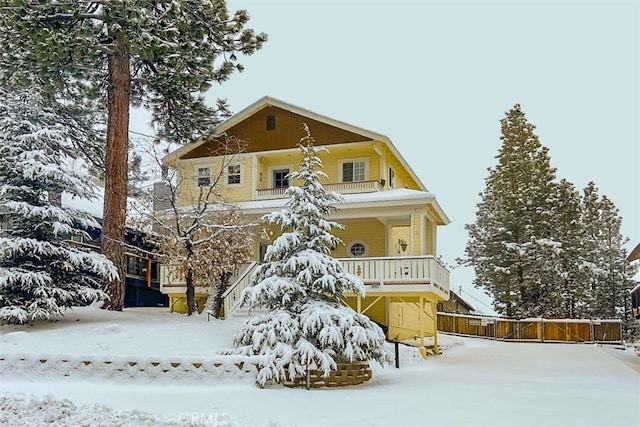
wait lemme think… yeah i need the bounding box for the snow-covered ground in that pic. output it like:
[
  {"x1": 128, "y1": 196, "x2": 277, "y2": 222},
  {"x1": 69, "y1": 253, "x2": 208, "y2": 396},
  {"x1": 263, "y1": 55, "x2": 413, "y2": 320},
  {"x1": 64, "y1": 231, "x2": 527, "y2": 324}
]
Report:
[{"x1": 0, "y1": 305, "x2": 638, "y2": 427}]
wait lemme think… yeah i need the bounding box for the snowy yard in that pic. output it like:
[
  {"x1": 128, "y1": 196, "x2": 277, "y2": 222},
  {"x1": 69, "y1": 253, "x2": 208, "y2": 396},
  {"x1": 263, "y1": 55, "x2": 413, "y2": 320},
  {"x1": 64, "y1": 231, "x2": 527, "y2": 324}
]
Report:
[{"x1": 0, "y1": 305, "x2": 639, "y2": 427}]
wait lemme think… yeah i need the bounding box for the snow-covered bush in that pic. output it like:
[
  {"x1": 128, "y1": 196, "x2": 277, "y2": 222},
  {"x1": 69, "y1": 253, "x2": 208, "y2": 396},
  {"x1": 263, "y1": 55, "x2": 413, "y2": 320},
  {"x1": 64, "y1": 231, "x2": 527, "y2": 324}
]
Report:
[
  {"x1": 224, "y1": 124, "x2": 392, "y2": 386},
  {"x1": 0, "y1": 91, "x2": 117, "y2": 324}
]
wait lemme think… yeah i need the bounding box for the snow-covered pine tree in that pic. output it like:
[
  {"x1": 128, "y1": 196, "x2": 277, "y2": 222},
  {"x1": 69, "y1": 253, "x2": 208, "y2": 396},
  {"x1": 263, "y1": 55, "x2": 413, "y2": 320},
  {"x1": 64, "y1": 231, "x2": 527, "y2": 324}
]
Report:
[
  {"x1": 462, "y1": 104, "x2": 559, "y2": 318},
  {"x1": 227, "y1": 124, "x2": 392, "y2": 387},
  {"x1": 581, "y1": 182, "x2": 635, "y2": 318},
  {"x1": 0, "y1": 1, "x2": 266, "y2": 311},
  {"x1": 544, "y1": 179, "x2": 590, "y2": 318},
  {"x1": 0, "y1": 91, "x2": 117, "y2": 324}
]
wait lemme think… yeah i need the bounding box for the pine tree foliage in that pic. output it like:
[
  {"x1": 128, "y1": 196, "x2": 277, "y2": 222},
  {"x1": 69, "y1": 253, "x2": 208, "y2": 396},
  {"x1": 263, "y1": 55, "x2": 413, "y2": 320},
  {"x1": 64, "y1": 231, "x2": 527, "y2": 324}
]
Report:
[
  {"x1": 544, "y1": 179, "x2": 590, "y2": 318},
  {"x1": 581, "y1": 183, "x2": 634, "y2": 318},
  {"x1": 462, "y1": 105, "x2": 634, "y2": 319},
  {"x1": 0, "y1": 91, "x2": 117, "y2": 324},
  {"x1": 225, "y1": 125, "x2": 392, "y2": 387},
  {"x1": 463, "y1": 104, "x2": 559, "y2": 317},
  {"x1": 133, "y1": 136, "x2": 254, "y2": 316},
  {"x1": 0, "y1": 0, "x2": 266, "y2": 311}
]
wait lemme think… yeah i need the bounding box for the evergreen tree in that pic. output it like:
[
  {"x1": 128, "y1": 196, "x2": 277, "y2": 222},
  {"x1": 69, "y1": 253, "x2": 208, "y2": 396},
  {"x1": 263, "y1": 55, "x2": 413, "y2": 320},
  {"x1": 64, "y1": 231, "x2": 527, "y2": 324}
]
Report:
[
  {"x1": 581, "y1": 183, "x2": 634, "y2": 318},
  {"x1": 0, "y1": 1, "x2": 266, "y2": 311},
  {"x1": 226, "y1": 125, "x2": 392, "y2": 387},
  {"x1": 545, "y1": 179, "x2": 589, "y2": 318},
  {"x1": 0, "y1": 91, "x2": 117, "y2": 324},
  {"x1": 462, "y1": 104, "x2": 559, "y2": 317}
]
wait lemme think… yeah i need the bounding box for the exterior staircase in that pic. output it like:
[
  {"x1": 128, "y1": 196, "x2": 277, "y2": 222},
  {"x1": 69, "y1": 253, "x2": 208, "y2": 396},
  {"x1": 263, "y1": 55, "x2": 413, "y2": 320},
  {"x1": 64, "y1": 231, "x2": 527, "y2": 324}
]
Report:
[{"x1": 221, "y1": 262, "x2": 260, "y2": 318}]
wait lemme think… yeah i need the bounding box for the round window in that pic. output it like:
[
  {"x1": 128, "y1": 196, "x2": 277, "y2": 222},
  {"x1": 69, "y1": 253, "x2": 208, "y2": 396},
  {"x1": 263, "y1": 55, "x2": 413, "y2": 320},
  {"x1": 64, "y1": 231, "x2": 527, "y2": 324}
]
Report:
[{"x1": 348, "y1": 241, "x2": 367, "y2": 257}]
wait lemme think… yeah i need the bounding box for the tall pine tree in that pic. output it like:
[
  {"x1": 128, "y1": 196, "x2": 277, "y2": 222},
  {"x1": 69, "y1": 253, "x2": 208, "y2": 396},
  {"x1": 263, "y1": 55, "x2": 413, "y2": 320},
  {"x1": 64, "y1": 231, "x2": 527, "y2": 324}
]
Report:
[
  {"x1": 0, "y1": 91, "x2": 117, "y2": 324},
  {"x1": 545, "y1": 179, "x2": 589, "y2": 318},
  {"x1": 0, "y1": 1, "x2": 266, "y2": 311},
  {"x1": 582, "y1": 182, "x2": 635, "y2": 318},
  {"x1": 226, "y1": 125, "x2": 392, "y2": 387},
  {"x1": 463, "y1": 104, "x2": 558, "y2": 317}
]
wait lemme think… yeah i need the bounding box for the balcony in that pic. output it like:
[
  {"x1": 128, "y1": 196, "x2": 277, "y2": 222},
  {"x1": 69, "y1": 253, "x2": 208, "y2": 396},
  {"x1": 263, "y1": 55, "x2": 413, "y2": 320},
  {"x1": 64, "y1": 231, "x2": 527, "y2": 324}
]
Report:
[
  {"x1": 339, "y1": 256, "x2": 450, "y2": 300},
  {"x1": 160, "y1": 256, "x2": 449, "y2": 317},
  {"x1": 256, "y1": 180, "x2": 383, "y2": 200}
]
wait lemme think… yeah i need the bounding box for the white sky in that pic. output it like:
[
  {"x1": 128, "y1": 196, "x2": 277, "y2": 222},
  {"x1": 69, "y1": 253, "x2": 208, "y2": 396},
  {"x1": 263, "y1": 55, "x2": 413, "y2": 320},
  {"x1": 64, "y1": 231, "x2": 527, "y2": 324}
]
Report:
[
  {"x1": 131, "y1": 0, "x2": 639, "y2": 314},
  {"x1": 1, "y1": 306, "x2": 638, "y2": 426}
]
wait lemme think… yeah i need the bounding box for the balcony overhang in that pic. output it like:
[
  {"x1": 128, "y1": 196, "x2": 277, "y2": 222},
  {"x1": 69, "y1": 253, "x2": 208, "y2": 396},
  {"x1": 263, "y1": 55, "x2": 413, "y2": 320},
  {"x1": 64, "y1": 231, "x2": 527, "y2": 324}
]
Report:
[{"x1": 230, "y1": 188, "x2": 450, "y2": 225}]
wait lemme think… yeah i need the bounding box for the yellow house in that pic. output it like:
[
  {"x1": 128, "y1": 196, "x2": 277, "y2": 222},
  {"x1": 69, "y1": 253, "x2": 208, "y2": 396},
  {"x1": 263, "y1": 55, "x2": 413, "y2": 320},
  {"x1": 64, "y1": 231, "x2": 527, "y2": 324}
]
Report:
[{"x1": 158, "y1": 96, "x2": 451, "y2": 351}]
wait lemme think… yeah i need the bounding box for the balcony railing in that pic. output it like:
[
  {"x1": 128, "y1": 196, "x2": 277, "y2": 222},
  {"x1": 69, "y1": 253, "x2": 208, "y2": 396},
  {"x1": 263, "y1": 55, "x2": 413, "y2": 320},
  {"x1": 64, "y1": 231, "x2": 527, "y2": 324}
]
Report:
[
  {"x1": 159, "y1": 263, "x2": 252, "y2": 295},
  {"x1": 338, "y1": 256, "x2": 450, "y2": 299},
  {"x1": 160, "y1": 256, "x2": 449, "y2": 317},
  {"x1": 256, "y1": 180, "x2": 383, "y2": 200}
]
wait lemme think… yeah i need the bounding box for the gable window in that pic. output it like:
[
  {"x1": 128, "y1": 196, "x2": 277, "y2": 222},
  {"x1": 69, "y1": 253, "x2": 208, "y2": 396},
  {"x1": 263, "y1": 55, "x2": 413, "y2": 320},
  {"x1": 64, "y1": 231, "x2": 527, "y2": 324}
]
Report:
[
  {"x1": 266, "y1": 115, "x2": 276, "y2": 130},
  {"x1": 273, "y1": 169, "x2": 289, "y2": 188},
  {"x1": 388, "y1": 167, "x2": 395, "y2": 188},
  {"x1": 340, "y1": 159, "x2": 367, "y2": 182},
  {"x1": 197, "y1": 167, "x2": 211, "y2": 187},
  {"x1": 227, "y1": 164, "x2": 241, "y2": 185}
]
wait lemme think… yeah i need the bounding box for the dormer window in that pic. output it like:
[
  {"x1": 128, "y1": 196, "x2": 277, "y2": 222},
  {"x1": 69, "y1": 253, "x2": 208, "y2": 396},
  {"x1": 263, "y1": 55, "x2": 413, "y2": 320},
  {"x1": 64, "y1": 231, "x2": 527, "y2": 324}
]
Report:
[
  {"x1": 266, "y1": 115, "x2": 276, "y2": 130},
  {"x1": 197, "y1": 167, "x2": 211, "y2": 187}
]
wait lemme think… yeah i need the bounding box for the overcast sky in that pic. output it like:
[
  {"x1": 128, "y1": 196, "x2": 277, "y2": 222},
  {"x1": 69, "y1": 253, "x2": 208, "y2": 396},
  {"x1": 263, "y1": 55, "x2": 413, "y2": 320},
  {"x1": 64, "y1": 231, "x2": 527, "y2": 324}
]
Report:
[{"x1": 133, "y1": 0, "x2": 639, "y2": 314}]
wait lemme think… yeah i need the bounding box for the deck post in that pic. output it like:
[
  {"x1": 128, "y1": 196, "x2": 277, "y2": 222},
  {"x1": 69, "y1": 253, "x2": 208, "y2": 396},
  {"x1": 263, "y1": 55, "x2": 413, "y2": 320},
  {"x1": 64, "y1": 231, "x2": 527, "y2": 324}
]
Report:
[{"x1": 432, "y1": 302, "x2": 439, "y2": 354}]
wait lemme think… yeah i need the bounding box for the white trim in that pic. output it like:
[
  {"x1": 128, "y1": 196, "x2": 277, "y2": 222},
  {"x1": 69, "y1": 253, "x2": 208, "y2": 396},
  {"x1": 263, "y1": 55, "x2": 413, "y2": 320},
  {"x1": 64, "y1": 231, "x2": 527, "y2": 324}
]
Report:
[
  {"x1": 268, "y1": 164, "x2": 293, "y2": 188},
  {"x1": 195, "y1": 165, "x2": 211, "y2": 187},
  {"x1": 225, "y1": 162, "x2": 243, "y2": 187},
  {"x1": 388, "y1": 166, "x2": 396, "y2": 189},
  {"x1": 339, "y1": 157, "x2": 369, "y2": 183}
]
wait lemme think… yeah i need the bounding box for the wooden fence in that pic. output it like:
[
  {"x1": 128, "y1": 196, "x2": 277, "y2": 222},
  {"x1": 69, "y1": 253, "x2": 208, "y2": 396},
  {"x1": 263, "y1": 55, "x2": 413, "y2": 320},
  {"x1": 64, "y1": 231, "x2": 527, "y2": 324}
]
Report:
[{"x1": 437, "y1": 312, "x2": 622, "y2": 344}]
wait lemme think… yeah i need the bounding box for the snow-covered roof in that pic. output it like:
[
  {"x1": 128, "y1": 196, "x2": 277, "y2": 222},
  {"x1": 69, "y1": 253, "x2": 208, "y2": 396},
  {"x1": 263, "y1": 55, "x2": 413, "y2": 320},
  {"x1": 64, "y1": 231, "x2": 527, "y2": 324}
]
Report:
[
  {"x1": 61, "y1": 190, "x2": 104, "y2": 219},
  {"x1": 234, "y1": 188, "x2": 450, "y2": 224},
  {"x1": 61, "y1": 186, "x2": 144, "y2": 222}
]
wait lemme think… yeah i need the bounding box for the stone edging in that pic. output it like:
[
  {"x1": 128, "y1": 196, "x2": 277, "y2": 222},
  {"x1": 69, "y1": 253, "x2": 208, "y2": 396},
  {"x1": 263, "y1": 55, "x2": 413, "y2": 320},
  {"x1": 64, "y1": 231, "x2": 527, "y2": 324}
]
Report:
[
  {"x1": 284, "y1": 362, "x2": 372, "y2": 388},
  {"x1": 0, "y1": 353, "x2": 265, "y2": 381}
]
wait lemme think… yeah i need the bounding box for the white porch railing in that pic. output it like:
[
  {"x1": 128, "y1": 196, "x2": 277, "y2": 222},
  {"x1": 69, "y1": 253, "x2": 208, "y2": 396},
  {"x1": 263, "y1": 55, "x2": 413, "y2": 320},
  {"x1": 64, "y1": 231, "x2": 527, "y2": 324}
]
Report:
[
  {"x1": 338, "y1": 256, "x2": 450, "y2": 299},
  {"x1": 218, "y1": 256, "x2": 450, "y2": 318},
  {"x1": 255, "y1": 180, "x2": 382, "y2": 200},
  {"x1": 159, "y1": 264, "x2": 185, "y2": 291},
  {"x1": 159, "y1": 263, "x2": 254, "y2": 295},
  {"x1": 221, "y1": 262, "x2": 259, "y2": 318}
]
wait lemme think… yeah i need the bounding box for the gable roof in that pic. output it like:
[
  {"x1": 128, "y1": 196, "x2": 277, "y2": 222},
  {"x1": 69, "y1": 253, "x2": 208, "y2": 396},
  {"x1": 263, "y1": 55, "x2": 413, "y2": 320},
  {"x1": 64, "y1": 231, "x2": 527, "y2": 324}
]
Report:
[
  {"x1": 163, "y1": 96, "x2": 429, "y2": 192},
  {"x1": 628, "y1": 242, "x2": 640, "y2": 262}
]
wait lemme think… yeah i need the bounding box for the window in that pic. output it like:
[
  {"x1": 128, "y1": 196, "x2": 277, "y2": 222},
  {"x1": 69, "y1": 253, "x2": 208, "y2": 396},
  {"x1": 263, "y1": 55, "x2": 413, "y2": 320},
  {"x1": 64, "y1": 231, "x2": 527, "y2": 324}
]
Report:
[
  {"x1": 266, "y1": 115, "x2": 276, "y2": 130},
  {"x1": 341, "y1": 160, "x2": 366, "y2": 182},
  {"x1": 126, "y1": 256, "x2": 147, "y2": 277},
  {"x1": 273, "y1": 169, "x2": 289, "y2": 188},
  {"x1": 227, "y1": 164, "x2": 241, "y2": 185},
  {"x1": 197, "y1": 167, "x2": 211, "y2": 187},
  {"x1": 388, "y1": 167, "x2": 395, "y2": 188},
  {"x1": 348, "y1": 240, "x2": 368, "y2": 257}
]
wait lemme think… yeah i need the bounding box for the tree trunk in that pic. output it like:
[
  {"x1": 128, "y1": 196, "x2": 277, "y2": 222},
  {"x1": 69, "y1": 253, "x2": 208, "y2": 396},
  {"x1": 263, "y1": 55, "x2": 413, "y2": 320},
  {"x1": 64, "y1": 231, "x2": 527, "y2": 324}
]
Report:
[
  {"x1": 211, "y1": 271, "x2": 232, "y2": 319},
  {"x1": 101, "y1": 32, "x2": 130, "y2": 311},
  {"x1": 185, "y1": 267, "x2": 195, "y2": 316}
]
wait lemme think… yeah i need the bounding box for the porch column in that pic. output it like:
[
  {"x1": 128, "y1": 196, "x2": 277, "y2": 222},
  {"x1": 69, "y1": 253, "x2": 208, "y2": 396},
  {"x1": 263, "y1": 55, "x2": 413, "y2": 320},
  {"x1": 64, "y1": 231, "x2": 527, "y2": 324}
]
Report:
[{"x1": 410, "y1": 214, "x2": 426, "y2": 255}]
